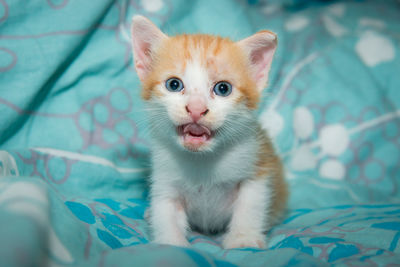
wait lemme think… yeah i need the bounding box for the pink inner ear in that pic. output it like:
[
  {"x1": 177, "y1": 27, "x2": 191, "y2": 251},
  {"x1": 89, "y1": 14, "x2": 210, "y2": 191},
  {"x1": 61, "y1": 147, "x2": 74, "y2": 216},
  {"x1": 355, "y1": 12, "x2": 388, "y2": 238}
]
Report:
[
  {"x1": 251, "y1": 45, "x2": 275, "y2": 85},
  {"x1": 137, "y1": 41, "x2": 150, "y2": 62},
  {"x1": 134, "y1": 40, "x2": 152, "y2": 79},
  {"x1": 131, "y1": 16, "x2": 167, "y2": 81}
]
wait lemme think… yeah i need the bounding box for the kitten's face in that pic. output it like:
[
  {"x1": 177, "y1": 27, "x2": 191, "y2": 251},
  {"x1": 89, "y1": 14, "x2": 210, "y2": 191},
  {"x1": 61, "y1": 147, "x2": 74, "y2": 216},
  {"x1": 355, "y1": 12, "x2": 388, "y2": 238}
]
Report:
[
  {"x1": 131, "y1": 16, "x2": 277, "y2": 152},
  {"x1": 144, "y1": 36, "x2": 258, "y2": 152}
]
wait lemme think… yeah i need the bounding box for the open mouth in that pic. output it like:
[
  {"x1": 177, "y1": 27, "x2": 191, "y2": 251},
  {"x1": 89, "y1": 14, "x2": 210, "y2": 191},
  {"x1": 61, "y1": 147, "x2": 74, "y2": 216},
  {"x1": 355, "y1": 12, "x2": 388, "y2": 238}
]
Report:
[{"x1": 177, "y1": 123, "x2": 212, "y2": 150}]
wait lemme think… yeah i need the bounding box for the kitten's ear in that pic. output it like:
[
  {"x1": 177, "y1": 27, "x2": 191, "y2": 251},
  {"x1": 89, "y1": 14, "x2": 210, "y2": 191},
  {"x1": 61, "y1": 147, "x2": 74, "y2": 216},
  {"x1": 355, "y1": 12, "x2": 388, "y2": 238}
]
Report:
[
  {"x1": 238, "y1": 31, "x2": 277, "y2": 92},
  {"x1": 131, "y1": 15, "x2": 167, "y2": 81}
]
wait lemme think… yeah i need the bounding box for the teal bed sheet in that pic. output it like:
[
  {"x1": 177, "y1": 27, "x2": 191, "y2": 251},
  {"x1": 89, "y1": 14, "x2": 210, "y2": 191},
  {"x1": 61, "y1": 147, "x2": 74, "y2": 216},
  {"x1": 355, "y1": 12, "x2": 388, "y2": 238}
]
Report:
[{"x1": 1, "y1": 0, "x2": 400, "y2": 266}]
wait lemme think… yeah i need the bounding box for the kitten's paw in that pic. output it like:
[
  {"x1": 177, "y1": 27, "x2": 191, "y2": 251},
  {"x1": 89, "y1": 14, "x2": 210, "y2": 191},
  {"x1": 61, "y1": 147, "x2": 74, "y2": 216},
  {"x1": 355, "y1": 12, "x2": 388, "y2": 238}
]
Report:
[
  {"x1": 222, "y1": 232, "x2": 266, "y2": 249},
  {"x1": 153, "y1": 235, "x2": 190, "y2": 247}
]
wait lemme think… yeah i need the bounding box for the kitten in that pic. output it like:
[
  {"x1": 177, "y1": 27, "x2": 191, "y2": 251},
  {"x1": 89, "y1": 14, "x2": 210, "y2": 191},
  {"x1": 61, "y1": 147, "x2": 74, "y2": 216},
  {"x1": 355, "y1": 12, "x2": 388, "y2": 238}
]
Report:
[{"x1": 130, "y1": 15, "x2": 288, "y2": 249}]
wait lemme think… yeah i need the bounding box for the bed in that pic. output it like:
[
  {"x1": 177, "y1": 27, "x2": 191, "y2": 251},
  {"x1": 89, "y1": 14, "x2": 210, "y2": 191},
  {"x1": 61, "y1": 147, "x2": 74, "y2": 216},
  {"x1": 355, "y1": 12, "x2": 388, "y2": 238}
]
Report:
[{"x1": 1, "y1": 0, "x2": 399, "y2": 266}]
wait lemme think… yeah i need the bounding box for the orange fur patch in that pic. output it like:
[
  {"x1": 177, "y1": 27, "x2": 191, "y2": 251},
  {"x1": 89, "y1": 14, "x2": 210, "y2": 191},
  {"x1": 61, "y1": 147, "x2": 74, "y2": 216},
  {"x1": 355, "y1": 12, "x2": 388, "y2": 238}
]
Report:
[
  {"x1": 142, "y1": 34, "x2": 261, "y2": 109},
  {"x1": 254, "y1": 126, "x2": 288, "y2": 227}
]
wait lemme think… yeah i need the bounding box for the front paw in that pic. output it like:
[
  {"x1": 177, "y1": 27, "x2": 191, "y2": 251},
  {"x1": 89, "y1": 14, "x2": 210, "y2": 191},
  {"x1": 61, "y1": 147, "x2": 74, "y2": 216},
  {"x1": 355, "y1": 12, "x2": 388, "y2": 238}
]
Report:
[
  {"x1": 223, "y1": 231, "x2": 266, "y2": 249},
  {"x1": 153, "y1": 235, "x2": 190, "y2": 247}
]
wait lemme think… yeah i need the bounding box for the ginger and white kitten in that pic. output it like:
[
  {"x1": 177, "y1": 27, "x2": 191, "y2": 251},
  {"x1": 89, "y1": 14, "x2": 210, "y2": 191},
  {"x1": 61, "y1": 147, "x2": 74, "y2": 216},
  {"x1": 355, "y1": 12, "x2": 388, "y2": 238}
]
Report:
[{"x1": 130, "y1": 15, "x2": 288, "y2": 249}]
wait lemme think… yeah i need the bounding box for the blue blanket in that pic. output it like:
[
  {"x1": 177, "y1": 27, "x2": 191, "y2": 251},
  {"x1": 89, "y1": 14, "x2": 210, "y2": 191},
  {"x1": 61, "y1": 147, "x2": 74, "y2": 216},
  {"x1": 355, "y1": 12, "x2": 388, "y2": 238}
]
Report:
[{"x1": 1, "y1": 0, "x2": 400, "y2": 266}]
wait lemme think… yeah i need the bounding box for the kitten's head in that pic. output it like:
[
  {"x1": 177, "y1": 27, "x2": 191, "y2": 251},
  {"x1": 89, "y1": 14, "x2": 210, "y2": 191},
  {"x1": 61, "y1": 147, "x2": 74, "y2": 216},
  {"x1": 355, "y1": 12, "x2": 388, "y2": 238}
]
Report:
[{"x1": 131, "y1": 16, "x2": 277, "y2": 152}]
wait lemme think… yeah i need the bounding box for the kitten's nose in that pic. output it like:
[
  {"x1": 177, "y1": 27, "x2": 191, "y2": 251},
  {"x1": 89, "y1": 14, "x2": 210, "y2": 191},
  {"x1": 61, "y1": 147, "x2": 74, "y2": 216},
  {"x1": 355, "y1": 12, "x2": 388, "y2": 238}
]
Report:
[{"x1": 186, "y1": 96, "x2": 209, "y2": 122}]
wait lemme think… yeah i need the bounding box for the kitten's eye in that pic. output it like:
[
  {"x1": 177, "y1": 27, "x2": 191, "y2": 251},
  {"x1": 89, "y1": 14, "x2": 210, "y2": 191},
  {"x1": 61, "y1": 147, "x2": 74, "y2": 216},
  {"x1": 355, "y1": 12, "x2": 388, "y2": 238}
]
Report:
[
  {"x1": 165, "y1": 78, "x2": 184, "y2": 92},
  {"x1": 213, "y1": 81, "x2": 232, "y2": 97}
]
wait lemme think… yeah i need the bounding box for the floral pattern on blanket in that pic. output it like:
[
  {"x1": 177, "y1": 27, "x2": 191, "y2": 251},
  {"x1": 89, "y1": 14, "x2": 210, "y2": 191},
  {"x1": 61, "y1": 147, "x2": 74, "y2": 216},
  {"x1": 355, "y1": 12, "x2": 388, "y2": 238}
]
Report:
[{"x1": 0, "y1": 0, "x2": 399, "y2": 266}]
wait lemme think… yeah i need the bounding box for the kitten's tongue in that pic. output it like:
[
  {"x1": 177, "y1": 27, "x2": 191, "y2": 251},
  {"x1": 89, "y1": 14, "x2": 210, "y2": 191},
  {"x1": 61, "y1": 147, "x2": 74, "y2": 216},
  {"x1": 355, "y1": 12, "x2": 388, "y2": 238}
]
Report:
[
  {"x1": 182, "y1": 123, "x2": 211, "y2": 148},
  {"x1": 183, "y1": 123, "x2": 211, "y2": 137}
]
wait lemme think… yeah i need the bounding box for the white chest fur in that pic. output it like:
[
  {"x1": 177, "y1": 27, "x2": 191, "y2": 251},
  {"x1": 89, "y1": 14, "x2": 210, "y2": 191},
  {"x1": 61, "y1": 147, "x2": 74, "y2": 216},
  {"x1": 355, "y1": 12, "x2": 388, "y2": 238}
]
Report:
[
  {"x1": 180, "y1": 181, "x2": 238, "y2": 234},
  {"x1": 150, "y1": 133, "x2": 259, "y2": 234}
]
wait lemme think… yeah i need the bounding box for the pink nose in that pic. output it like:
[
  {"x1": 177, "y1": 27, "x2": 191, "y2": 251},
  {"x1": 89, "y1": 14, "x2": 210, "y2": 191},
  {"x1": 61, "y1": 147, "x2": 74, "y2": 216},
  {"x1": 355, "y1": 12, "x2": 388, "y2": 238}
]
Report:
[{"x1": 186, "y1": 96, "x2": 209, "y2": 122}]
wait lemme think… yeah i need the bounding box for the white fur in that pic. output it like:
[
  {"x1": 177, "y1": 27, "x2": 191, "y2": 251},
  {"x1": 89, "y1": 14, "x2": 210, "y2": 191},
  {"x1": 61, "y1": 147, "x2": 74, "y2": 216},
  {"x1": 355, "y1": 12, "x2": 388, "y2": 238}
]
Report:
[
  {"x1": 148, "y1": 120, "x2": 272, "y2": 248},
  {"x1": 149, "y1": 187, "x2": 190, "y2": 246},
  {"x1": 183, "y1": 60, "x2": 210, "y2": 95},
  {"x1": 144, "y1": 57, "x2": 275, "y2": 248},
  {"x1": 223, "y1": 178, "x2": 271, "y2": 248}
]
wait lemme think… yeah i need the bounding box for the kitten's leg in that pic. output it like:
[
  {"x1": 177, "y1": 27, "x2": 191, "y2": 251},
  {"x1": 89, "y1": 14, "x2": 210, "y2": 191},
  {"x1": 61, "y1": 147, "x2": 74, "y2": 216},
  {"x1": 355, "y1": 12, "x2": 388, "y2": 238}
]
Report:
[
  {"x1": 149, "y1": 190, "x2": 189, "y2": 247},
  {"x1": 223, "y1": 178, "x2": 270, "y2": 249}
]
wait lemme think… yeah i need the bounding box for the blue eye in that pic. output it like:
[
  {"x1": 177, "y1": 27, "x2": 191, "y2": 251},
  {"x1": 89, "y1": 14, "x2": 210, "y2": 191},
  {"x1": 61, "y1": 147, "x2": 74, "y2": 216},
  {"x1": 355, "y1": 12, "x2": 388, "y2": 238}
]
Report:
[
  {"x1": 166, "y1": 78, "x2": 184, "y2": 92},
  {"x1": 213, "y1": 81, "x2": 232, "y2": 97}
]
